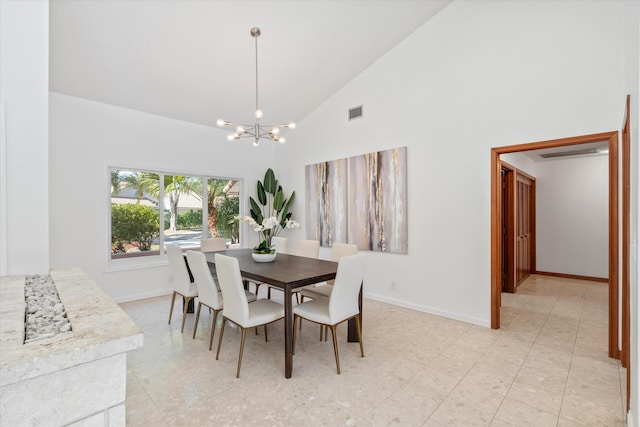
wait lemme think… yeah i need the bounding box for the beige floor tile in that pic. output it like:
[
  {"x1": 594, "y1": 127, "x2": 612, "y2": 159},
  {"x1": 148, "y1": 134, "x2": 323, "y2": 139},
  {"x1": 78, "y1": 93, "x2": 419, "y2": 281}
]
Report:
[
  {"x1": 119, "y1": 274, "x2": 624, "y2": 426},
  {"x1": 428, "y1": 396, "x2": 494, "y2": 426},
  {"x1": 494, "y1": 398, "x2": 558, "y2": 427}
]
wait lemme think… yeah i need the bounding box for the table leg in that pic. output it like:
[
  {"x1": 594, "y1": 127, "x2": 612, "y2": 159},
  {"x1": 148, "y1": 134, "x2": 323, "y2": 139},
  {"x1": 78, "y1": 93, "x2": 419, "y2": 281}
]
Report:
[
  {"x1": 284, "y1": 285, "x2": 293, "y2": 378},
  {"x1": 347, "y1": 284, "x2": 363, "y2": 342}
]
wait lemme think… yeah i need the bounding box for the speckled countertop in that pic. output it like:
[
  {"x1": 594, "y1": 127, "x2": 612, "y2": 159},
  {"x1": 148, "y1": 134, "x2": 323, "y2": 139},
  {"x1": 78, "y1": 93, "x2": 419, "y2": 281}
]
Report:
[{"x1": 0, "y1": 267, "x2": 143, "y2": 387}]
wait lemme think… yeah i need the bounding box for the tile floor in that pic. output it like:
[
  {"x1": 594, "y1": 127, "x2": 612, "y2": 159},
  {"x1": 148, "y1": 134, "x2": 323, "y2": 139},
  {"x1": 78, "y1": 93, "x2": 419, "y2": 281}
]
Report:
[{"x1": 121, "y1": 274, "x2": 627, "y2": 426}]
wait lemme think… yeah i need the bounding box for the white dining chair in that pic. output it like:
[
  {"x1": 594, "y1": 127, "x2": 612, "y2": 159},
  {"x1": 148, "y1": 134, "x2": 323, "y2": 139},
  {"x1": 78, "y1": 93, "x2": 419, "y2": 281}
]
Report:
[
  {"x1": 166, "y1": 244, "x2": 198, "y2": 333},
  {"x1": 268, "y1": 239, "x2": 320, "y2": 302},
  {"x1": 187, "y1": 250, "x2": 257, "y2": 350},
  {"x1": 300, "y1": 242, "x2": 358, "y2": 301},
  {"x1": 215, "y1": 254, "x2": 285, "y2": 378},
  {"x1": 200, "y1": 237, "x2": 227, "y2": 252},
  {"x1": 293, "y1": 254, "x2": 367, "y2": 374}
]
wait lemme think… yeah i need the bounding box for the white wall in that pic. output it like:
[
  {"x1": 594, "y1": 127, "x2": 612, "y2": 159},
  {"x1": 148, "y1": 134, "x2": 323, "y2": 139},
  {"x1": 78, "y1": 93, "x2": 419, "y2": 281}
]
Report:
[
  {"x1": 0, "y1": 0, "x2": 50, "y2": 275},
  {"x1": 623, "y1": 0, "x2": 639, "y2": 424},
  {"x1": 49, "y1": 93, "x2": 274, "y2": 301},
  {"x1": 499, "y1": 152, "x2": 537, "y2": 177},
  {"x1": 536, "y1": 156, "x2": 609, "y2": 278},
  {"x1": 275, "y1": 0, "x2": 626, "y2": 326}
]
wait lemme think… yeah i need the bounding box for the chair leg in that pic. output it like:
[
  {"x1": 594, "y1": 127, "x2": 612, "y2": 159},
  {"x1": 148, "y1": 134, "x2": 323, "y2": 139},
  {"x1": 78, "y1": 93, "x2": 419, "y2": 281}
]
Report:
[
  {"x1": 236, "y1": 328, "x2": 248, "y2": 378},
  {"x1": 254, "y1": 282, "x2": 262, "y2": 296},
  {"x1": 330, "y1": 325, "x2": 340, "y2": 374},
  {"x1": 215, "y1": 318, "x2": 227, "y2": 360},
  {"x1": 168, "y1": 291, "x2": 177, "y2": 324},
  {"x1": 319, "y1": 324, "x2": 323, "y2": 341},
  {"x1": 180, "y1": 297, "x2": 191, "y2": 333},
  {"x1": 294, "y1": 292, "x2": 299, "y2": 305},
  {"x1": 208, "y1": 310, "x2": 220, "y2": 351},
  {"x1": 264, "y1": 324, "x2": 268, "y2": 342},
  {"x1": 355, "y1": 314, "x2": 364, "y2": 357},
  {"x1": 193, "y1": 302, "x2": 203, "y2": 339},
  {"x1": 267, "y1": 286, "x2": 272, "y2": 299}
]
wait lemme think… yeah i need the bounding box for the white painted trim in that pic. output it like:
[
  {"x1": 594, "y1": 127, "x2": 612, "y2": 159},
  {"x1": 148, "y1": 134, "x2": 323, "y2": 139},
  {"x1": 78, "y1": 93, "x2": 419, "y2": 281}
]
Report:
[
  {"x1": 363, "y1": 292, "x2": 491, "y2": 328},
  {"x1": 112, "y1": 289, "x2": 173, "y2": 304}
]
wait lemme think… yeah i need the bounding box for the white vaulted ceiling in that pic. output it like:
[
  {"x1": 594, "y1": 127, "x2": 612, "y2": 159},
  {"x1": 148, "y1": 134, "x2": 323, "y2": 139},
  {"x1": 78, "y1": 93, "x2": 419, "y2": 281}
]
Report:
[{"x1": 49, "y1": 0, "x2": 452, "y2": 129}]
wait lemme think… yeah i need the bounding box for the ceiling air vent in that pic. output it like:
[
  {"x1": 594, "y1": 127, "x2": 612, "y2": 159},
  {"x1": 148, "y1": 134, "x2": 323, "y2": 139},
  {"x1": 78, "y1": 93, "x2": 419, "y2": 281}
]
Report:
[
  {"x1": 540, "y1": 148, "x2": 599, "y2": 159},
  {"x1": 348, "y1": 105, "x2": 363, "y2": 121}
]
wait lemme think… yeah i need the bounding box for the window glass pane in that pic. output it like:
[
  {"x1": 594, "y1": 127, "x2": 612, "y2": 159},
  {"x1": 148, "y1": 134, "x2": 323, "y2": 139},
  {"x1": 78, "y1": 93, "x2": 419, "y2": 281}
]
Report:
[
  {"x1": 109, "y1": 169, "x2": 241, "y2": 261},
  {"x1": 110, "y1": 170, "x2": 160, "y2": 258},
  {"x1": 164, "y1": 175, "x2": 204, "y2": 250},
  {"x1": 207, "y1": 178, "x2": 240, "y2": 245}
]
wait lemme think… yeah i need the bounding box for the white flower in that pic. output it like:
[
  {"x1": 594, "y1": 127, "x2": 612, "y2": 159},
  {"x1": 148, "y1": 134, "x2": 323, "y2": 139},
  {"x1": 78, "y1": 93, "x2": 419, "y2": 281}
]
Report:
[
  {"x1": 254, "y1": 225, "x2": 265, "y2": 232},
  {"x1": 262, "y1": 216, "x2": 278, "y2": 230},
  {"x1": 285, "y1": 219, "x2": 300, "y2": 229}
]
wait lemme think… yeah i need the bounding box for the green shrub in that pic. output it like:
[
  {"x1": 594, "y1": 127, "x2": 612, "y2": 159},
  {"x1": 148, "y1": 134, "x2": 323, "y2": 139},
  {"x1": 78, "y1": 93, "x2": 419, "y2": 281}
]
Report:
[
  {"x1": 216, "y1": 195, "x2": 239, "y2": 242},
  {"x1": 111, "y1": 204, "x2": 159, "y2": 252},
  {"x1": 177, "y1": 210, "x2": 202, "y2": 229}
]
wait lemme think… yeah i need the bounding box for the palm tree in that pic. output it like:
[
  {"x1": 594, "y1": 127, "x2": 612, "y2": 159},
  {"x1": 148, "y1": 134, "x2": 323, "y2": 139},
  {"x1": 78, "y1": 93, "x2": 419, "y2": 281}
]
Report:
[
  {"x1": 124, "y1": 173, "x2": 201, "y2": 231},
  {"x1": 122, "y1": 172, "x2": 155, "y2": 203},
  {"x1": 207, "y1": 179, "x2": 233, "y2": 237},
  {"x1": 110, "y1": 170, "x2": 122, "y2": 195},
  {"x1": 164, "y1": 175, "x2": 201, "y2": 231}
]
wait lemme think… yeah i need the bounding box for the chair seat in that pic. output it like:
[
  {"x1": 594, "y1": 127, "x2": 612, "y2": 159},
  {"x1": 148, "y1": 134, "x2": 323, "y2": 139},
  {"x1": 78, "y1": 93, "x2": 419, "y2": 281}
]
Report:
[
  {"x1": 300, "y1": 284, "x2": 332, "y2": 300},
  {"x1": 293, "y1": 298, "x2": 333, "y2": 325},
  {"x1": 243, "y1": 299, "x2": 284, "y2": 328}
]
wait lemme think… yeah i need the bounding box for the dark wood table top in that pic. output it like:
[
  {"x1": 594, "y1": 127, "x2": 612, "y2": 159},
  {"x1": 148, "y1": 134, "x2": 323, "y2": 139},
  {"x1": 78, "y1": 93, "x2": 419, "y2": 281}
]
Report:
[{"x1": 203, "y1": 248, "x2": 338, "y2": 289}]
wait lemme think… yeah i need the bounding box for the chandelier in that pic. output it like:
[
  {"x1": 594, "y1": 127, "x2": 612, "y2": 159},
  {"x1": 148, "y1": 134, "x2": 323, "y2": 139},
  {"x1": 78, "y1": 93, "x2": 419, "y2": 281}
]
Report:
[{"x1": 217, "y1": 27, "x2": 295, "y2": 146}]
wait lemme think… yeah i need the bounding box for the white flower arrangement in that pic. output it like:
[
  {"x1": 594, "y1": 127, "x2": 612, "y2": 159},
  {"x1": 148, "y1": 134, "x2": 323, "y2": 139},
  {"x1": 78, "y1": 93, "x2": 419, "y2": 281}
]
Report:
[{"x1": 236, "y1": 169, "x2": 300, "y2": 254}]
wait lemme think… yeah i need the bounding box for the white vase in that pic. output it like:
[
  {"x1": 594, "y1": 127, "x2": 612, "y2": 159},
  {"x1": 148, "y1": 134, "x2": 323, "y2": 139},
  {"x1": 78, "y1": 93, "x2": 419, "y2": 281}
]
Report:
[{"x1": 252, "y1": 252, "x2": 277, "y2": 263}]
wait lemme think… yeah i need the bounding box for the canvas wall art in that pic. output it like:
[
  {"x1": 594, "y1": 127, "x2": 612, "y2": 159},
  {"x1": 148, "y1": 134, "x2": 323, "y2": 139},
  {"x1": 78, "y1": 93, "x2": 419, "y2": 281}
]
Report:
[{"x1": 305, "y1": 147, "x2": 408, "y2": 254}]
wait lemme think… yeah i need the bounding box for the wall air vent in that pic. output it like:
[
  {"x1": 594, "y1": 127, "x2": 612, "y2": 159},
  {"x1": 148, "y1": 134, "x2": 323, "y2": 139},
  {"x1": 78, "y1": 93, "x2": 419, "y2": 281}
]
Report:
[
  {"x1": 539, "y1": 148, "x2": 599, "y2": 159},
  {"x1": 348, "y1": 105, "x2": 363, "y2": 120}
]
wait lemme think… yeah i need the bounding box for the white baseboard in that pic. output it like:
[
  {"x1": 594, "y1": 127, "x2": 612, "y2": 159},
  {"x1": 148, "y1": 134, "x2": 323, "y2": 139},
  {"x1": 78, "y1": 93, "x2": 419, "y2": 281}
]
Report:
[
  {"x1": 112, "y1": 289, "x2": 172, "y2": 304},
  {"x1": 628, "y1": 410, "x2": 635, "y2": 427},
  {"x1": 363, "y1": 291, "x2": 490, "y2": 328}
]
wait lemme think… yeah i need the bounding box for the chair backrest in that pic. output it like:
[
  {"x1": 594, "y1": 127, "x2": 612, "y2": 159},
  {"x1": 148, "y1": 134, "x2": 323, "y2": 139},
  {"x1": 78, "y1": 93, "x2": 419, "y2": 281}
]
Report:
[
  {"x1": 328, "y1": 254, "x2": 367, "y2": 323},
  {"x1": 166, "y1": 244, "x2": 192, "y2": 295},
  {"x1": 330, "y1": 243, "x2": 358, "y2": 262},
  {"x1": 214, "y1": 254, "x2": 249, "y2": 326},
  {"x1": 186, "y1": 251, "x2": 221, "y2": 309},
  {"x1": 271, "y1": 236, "x2": 288, "y2": 254},
  {"x1": 201, "y1": 238, "x2": 227, "y2": 252},
  {"x1": 297, "y1": 239, "x2": 320, "y2": 259}
]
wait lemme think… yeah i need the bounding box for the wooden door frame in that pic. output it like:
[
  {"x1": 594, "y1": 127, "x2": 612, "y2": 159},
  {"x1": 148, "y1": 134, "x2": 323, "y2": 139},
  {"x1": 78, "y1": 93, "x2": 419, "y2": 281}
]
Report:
[
  {"x1": 490, "y1": 131, "x2": 619, "y2": 359},
  {"x1": 501, "y1": 162, "x2": 516, "y2": 293},
  {"x1": 621, "y1": 94, "x2": 630, "y2": 408},
  {"x1": 515, "y1": 169, "x2": 537, "y2": 287}
]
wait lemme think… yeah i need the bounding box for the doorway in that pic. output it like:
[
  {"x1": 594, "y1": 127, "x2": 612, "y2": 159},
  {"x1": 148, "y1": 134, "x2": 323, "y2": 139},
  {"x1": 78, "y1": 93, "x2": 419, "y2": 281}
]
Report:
[{"x1": 490, "y1": 131, "x2": 619, "y2": 360}]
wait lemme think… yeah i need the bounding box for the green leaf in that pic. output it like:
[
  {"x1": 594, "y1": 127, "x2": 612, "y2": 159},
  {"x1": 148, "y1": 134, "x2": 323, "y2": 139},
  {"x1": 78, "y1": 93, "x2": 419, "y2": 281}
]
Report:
[
  {"x1": 282, "y1": 191, "x2": 295, "y2": 214},
  {"x1": 249, "y1": 197, "x2": 263, "y2": 222},
  {"x1": 257, "y1": 181, "x2": 266, "y2": 205},
  {"x1": 264, "y1": 168, "x2": 277, "y2": 195},
  {"x1": 273, "y1": 189, "x2": 284, "y2": 212}
]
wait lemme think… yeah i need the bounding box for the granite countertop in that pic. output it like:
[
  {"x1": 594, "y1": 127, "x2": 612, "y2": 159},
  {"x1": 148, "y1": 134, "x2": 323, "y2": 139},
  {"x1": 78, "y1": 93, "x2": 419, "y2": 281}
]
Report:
[{"x1": 0, "y1": 267, "x2": 143, "y2": 387}]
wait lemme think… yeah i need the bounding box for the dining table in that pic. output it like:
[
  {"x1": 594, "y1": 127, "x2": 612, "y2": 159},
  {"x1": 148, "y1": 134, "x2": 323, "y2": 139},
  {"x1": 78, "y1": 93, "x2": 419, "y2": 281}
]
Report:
[{"x1": 203, "y1": 248, "x2": 362, "y2": 378}]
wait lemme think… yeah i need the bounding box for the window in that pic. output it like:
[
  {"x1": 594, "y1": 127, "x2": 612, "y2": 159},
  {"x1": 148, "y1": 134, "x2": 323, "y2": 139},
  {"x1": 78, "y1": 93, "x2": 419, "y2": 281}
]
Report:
[{"x1": 109, "y1": 169, "x2": 240, "y2": 260}]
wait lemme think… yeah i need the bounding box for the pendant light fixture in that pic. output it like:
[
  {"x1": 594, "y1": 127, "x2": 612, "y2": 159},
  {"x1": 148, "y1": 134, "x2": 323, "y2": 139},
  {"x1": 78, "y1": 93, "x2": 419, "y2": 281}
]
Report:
[{"x1": 217, "y1": 27, "x2": 295, "y2": 146}]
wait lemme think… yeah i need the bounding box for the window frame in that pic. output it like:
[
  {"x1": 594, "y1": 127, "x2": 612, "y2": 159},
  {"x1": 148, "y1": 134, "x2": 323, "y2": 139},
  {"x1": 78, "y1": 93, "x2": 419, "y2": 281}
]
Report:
[{"x1": 106, "y1": 165, "x2": 244, "y2": 271}]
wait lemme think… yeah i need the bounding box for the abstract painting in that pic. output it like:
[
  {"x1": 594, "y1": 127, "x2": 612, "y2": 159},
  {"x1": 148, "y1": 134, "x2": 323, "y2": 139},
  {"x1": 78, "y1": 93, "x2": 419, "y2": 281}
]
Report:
[{"x1": 305, "y1": 147, "x2": 408, "y2": 254}]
